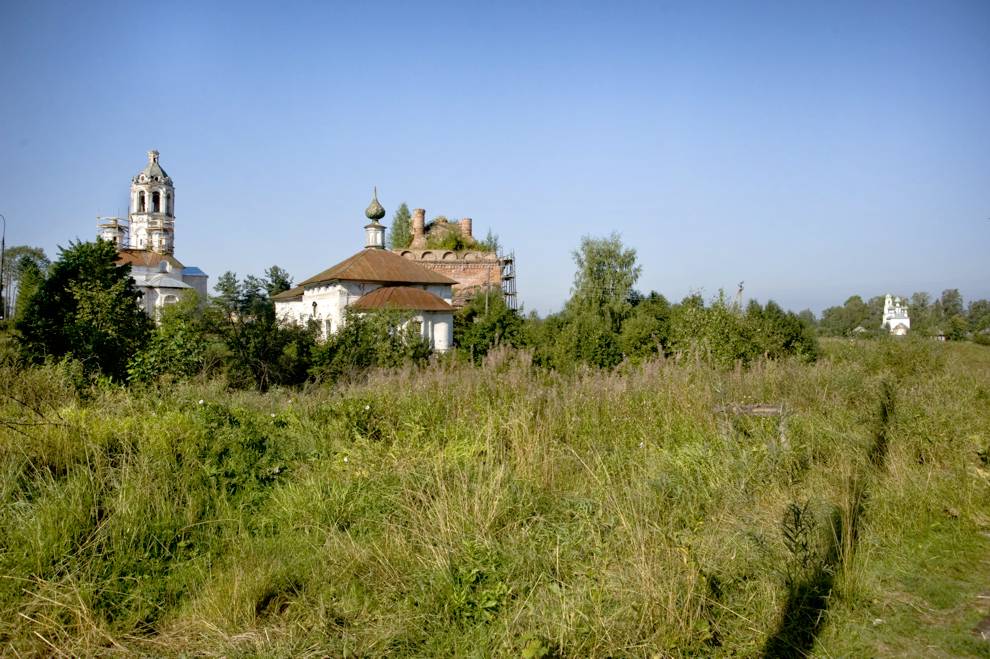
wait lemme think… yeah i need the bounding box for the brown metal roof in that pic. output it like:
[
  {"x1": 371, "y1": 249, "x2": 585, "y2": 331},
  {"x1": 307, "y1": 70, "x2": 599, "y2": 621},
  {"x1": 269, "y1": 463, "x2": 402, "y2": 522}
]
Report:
[
  {"x1": 298, "y1": 248, "x2": 456, "y2": 287},
  {"x1": 272, "y1": 285, "x2": 305, "y2": 301},
  {"x1": 350, "y1": 286, "x2": 453, "y2": 312},
  {"x1": 116, "y1": 249, "x2": 185, "y2": 269}
]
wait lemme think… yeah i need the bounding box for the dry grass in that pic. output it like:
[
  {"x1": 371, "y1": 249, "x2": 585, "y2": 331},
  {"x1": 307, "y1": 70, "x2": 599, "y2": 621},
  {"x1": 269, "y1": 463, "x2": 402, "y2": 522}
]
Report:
[{"x1": 1, "y1": 339, "x2": 988, "y2": 656}]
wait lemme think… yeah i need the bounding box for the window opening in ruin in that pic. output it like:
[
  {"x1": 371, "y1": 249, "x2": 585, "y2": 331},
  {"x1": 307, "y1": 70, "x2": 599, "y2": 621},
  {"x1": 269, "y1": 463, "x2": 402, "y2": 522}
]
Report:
[
  {"x1": 138, "y1": 192, "x2": 146, "y2": 212},
  {"x1": 152, "y1": 191, "x2": 161, "y2": 213}
]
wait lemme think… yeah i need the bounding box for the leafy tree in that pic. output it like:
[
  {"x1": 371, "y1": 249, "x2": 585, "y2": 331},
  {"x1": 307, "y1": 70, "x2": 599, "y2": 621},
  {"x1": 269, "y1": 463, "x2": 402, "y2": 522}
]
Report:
[
  {"x1": 12, "y1": 255, "x2": 45, "y2": 324},
  {"x1": 908, "y1": 292, "x2": 935, "y2": 335},
  {"x1": 664, "y1": 294, "x2": 817, "y2": 367},
  {"x1": 209, "y1": 267, "x2": 316, "y2": 390},
  {"x1": 819, "y1": 295, "x2": 874, "y2": 336},
  {"x1": 618, "y1": 291, "x2": 670, "y2": 359},
  {"x1": 667, "y1": 293, "x2": 758, "y2": 366},
  {"x1": 967, "y1": 299, "x2": 990, "y2": 334},
  {"x1": 1, "y1": 245, "x2": 49, "y2": 320},
  {"x1": 745, "y1": 299, "x2": 818, "y2": 361},
  {"x1": 796, "y1": 309, "x2": 816, "y2": 328},
  {"x1": 550, "y1": 310, "x2": 623, "y2": 370},
  {"x1": 17, "y1": 240, "x2": 151, "y2": 379},
  {"x1": 478, "y1": 229, "x2": 501, "y2": 254},
  {"x1": 946, "y1": 314, "x2": 969, "y2": 341},
  {"x1": 568, "y1": 233, "x2": 641, "y2": 330},
  {"x1": 454, "y1": 288, "x2": 523, "y2": 362},
  {"x1": 264, "y1": 266, "x2": 293, "y2": 297},
  {"x1": 930, "y1": 288, "x2": 967, "y2": 339},
  {"x1": 938, "y1": 289, "x2": 964, "y2": 319},
  {"x1": 387, "y1": 203, "x2": 412, "y2": 249},
  {"x1": 128, "y1": 291, "x2": 214, "y2": 382},
  {"x1": 310, "y1": 309, "x2": 430, "y2": 383}
]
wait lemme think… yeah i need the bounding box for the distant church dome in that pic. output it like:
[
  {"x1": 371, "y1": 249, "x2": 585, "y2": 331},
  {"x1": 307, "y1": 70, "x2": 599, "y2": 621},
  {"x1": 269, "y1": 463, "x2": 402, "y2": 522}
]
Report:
[{"x1": 132, "y1": 150, "x2": 173, "y2": 185}]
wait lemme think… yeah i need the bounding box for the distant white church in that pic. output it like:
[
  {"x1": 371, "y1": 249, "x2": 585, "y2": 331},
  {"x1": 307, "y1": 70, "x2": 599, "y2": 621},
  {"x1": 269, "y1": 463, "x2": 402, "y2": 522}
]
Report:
[
  {"x1": 274, "y1": 192, "x2": 455, "y2": 352},
  {"x1": 96, "y1": 151, "x2": 208, "y2": 316},
  {"x1": 881, "y1": 294, "x2": 910, "y2": 335}
]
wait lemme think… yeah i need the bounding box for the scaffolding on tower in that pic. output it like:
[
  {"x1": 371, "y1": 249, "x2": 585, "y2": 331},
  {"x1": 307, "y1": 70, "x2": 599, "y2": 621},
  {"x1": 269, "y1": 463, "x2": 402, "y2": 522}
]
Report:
[
  {"x1": 96, "y1": 216, "x2": 129, "y2": 248},
  {"x1": 500, "y1": 251, "x2": 517, "y2": 310}
]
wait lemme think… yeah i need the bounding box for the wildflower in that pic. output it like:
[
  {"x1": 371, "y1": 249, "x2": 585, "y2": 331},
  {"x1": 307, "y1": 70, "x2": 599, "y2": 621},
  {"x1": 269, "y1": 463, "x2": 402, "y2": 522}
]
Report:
[
  {"x1": 271, "y1": 413, "x2": 276, "y2": 418},
  {"x1": 638, "y1": 441, "x2": 645, "y2": 448},
  {"x1": 364, "y1": 404, "x2": 370, "y2": 411},
  {"x1": 198, "y1": 399, "x2": 204, "y2": 405},
  {"x1": 343, "y1": 456, "x2": 349, "y2": 463}
]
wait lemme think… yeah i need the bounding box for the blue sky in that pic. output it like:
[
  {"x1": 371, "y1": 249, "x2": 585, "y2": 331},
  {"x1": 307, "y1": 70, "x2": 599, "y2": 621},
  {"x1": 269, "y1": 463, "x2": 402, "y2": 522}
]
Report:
[{"x1": 1, "y1": 0, "x2": 988, "y2": 315}]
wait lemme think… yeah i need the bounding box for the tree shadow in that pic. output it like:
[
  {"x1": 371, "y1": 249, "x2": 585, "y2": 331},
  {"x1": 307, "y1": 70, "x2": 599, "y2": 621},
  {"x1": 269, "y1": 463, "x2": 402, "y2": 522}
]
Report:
[
  {"x1": 867, "y1": 380, "x2": 895, "y2": 469},
  {"x1": 762, "y1": 510, "x2": 843, "y2": 658}
]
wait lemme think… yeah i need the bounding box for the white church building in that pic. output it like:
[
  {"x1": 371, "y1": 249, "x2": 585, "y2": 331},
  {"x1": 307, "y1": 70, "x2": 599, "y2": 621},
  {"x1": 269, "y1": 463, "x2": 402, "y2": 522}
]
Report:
[
  {"x1": 96, "y1": 150, "x2": 208, "y2": 316},
  {"x1": 274, "y1": 192, "x2": 456, "y2": 352},
  {"x1": 881, "y1": 294, "x2": 910, "y2": 335}
]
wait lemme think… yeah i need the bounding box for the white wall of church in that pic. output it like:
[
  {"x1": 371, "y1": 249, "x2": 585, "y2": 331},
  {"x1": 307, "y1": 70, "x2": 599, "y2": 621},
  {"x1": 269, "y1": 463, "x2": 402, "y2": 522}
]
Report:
[
  {"x1": 426, "y1": 284, "x2": 453, "y2": 305},
  {"x1": 423, "y1": 311, "x2": 453, "y2": 351},
  {"x1": 274, "y1": 281, "x2": 454, "y2": 351}
]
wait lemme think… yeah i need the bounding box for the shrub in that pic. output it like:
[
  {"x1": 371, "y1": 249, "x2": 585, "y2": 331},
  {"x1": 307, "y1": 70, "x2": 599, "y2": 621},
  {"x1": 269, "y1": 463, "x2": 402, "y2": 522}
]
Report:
[
  {"x1": 310, "y1": 310, "x2": 431, "y2": 383},
  {"x1": 17, "y1": 240, "x2": 151, "y2": 380},
  {"x1": 454, "y1": 289, "x2": 523, "y2": 363}
]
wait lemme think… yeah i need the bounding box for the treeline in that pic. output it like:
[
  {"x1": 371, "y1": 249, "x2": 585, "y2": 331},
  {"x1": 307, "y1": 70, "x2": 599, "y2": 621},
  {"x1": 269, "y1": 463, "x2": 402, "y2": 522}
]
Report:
[
  {"x1": 2, "y1": 236, "x2": 818, "y2": 390},
  {"x1": 522, "y1": 235, "x2": 817, "y2": 369},
  {"x1": 815, "y1": 290, "x2": 990, "y2": 342}
]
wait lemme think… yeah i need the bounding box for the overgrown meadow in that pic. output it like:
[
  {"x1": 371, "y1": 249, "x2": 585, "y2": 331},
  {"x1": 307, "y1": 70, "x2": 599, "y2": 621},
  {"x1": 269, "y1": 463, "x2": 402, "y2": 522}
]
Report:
[{"x1": 1, "y1": 338, "x2": 989, "y2": 656}]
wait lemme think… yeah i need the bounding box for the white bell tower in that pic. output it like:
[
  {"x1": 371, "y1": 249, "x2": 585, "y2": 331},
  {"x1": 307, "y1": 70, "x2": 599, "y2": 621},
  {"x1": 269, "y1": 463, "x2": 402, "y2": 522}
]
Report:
[{"x1": 128, "y1": 150, "x2": 175, "y2": 254}]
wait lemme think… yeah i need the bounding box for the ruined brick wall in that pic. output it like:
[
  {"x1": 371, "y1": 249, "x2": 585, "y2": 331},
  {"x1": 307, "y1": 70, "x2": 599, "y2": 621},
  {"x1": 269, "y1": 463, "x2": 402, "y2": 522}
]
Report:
[{"x1": 394, "y1": 249, "x2": 501, "y2": 307}]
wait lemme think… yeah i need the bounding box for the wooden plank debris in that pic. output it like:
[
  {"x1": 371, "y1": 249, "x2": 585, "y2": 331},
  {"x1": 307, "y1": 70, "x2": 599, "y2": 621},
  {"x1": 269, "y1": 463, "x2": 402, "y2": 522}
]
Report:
[{"x1": 714, "y1": 403, "x2": 784, "y2": 417}]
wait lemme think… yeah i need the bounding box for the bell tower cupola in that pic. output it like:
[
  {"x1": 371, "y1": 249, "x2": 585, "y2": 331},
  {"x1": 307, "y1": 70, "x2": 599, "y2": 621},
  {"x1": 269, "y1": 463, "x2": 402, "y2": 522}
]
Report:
[
  {"x1": 128, "y1": 149, "x2": 176, "y2": 254},
  {"x1": 364, "y1": 187, "x2": 386, "y2": 249}
]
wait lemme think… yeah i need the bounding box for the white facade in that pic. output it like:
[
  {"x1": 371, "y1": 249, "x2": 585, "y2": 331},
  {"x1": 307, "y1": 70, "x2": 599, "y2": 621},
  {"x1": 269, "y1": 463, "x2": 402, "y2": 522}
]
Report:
[
  {"x1": 881, "y1": 294, "x2": 910, "y2": 335},
  {"x1": 127, "y1": 259, "x2": 209, "y2": 317},
  {"x1": 275, "y1": 280, "x2": 454, "y2": 352}
]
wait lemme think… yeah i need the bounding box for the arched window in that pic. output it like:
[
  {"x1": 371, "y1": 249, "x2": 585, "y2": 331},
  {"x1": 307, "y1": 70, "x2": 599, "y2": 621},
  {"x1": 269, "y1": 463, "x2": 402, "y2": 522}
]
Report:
[
  {"x1": 152, "y1": 191, "x2": 161, "y2": 213},
  {"x1": 166, "y1": 192, "x2": 173, "y2": 215},
  {"x1": 137, "y1": 192, "x2": 146, "y2": 212}
]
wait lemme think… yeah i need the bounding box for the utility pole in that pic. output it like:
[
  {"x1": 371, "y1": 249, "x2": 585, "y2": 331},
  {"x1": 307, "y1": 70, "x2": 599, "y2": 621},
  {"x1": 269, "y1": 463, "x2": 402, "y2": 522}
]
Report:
[{"x1": 0, "y1": 214, "x2": 6, "y2": 321}]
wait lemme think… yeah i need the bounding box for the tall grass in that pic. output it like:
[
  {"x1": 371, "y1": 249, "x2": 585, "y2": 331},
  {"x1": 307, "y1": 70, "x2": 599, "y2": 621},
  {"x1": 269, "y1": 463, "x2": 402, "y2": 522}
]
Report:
[{"x1": 1, "y1": 339, "x2": 988, "y2": 656}]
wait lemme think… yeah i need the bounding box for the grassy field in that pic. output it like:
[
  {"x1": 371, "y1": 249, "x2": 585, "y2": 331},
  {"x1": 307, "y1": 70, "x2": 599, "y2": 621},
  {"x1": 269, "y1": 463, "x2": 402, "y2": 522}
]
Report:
[{"x1": 1, "y1": 339, "x2": 989, "y2": 656}]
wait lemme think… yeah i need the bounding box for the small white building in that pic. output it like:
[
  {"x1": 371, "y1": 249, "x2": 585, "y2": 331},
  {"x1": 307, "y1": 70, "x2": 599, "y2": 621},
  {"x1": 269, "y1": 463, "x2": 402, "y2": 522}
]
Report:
[
  {"x1": 97, "y1": 150, "x2": 208, "y2": 317},
  {"x1": 881, "y1": 294, "x2": 910, "y2": 335},
  {"x1": 274, "y1": 192, "x2": 456, "y2": 351}
]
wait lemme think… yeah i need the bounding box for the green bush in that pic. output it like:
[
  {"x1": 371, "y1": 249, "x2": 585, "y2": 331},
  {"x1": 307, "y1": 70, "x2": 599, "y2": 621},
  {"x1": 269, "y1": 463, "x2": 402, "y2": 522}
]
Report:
[
  {"x1": 454, "y1": 289, "x2": 523, "y2": 363},
  {"x1": 310, "y1": 310, "x2": 431, "y2": 383},
  {"x1": 16, "y1": 240, "x2": 151, "y2": 380}
]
